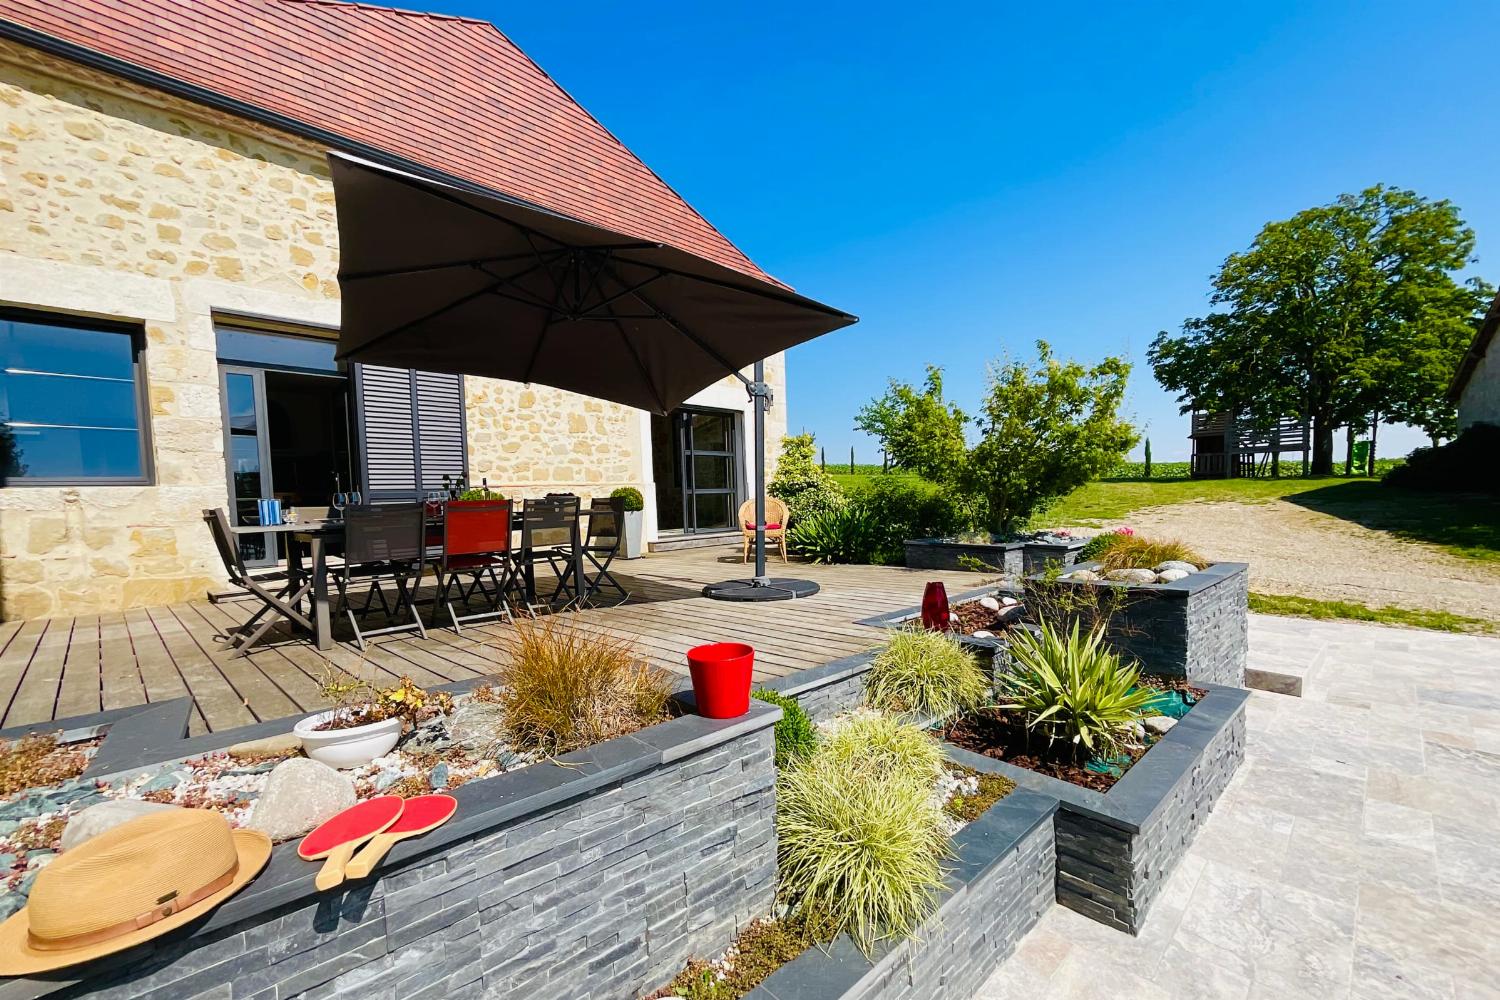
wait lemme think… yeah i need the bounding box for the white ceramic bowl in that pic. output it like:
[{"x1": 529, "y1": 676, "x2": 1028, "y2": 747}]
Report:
[{"x1": 293, "y1": 711, "x2": 402, "y2": 769}]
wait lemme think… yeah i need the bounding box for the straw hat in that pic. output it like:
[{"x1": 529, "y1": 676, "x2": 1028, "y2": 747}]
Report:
[{"x1": 0, "y1": 808, "x2": 271, "y2": 975}]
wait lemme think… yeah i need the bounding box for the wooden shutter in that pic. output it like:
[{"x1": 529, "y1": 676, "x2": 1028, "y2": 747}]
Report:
[{"x1": 354, "y1": 365, "x2": 466, "y2": 500}]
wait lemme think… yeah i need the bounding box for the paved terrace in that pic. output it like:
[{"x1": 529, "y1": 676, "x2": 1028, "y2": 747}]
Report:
[
  {"x1": 981, "y1": 615, "x2": 1500, "y2": 1000},
  {"x1": 0, "y1": 547, "x2": 988, "y2": 734}
]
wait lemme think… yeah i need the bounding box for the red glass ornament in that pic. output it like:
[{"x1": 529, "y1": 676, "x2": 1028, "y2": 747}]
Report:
[{"x1": 920, "y1": 581, "x2": 951, "y2": 632}]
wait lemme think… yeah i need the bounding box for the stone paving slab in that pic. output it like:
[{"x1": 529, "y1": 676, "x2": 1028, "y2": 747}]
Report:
[{"x1": 975, "y1": 613, "x2": 1500, "y2": 1000}]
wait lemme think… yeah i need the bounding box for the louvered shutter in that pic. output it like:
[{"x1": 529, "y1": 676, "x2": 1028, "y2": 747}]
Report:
[
  {"x1": 354, "y1": 365, "x2": 466, "y2": 500},
  {"x1": 414, "y1": 370, "x2": 467, "y2": 491}
]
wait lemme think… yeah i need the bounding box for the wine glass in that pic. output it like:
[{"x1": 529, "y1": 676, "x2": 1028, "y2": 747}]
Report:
[
  {"x1": 332, "y1": 492, "x2": 348, "y2": 518},
  {"x1": 348, "y1": 490, "x2": 363, "y2": 507}
]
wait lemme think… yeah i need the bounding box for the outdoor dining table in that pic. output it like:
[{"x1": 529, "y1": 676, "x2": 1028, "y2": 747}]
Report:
[{"x1": 228, "y1": 509, "x2": 589, "y2": 650}]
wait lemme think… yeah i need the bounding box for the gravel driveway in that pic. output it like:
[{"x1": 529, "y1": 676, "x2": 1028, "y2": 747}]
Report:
[{"x1": 1067, "y1": 499, "x2": 1500, "y2": 622}]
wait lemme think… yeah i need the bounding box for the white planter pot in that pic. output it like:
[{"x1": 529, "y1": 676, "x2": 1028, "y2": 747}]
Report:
[
  {"x1": 293, "y1": 711, "x2": 402, "y2": 769},
  {"x1": 622, "y1": 509, "x2": 644, "y2": 559}
]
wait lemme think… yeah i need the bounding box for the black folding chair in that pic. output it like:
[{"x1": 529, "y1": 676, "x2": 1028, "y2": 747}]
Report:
[
  {"x1": 580, "y1": 499, "x2": 629, "y2": 604},
  {"x1": 433, "y1": 499, "x2": 520, "y2": 632},
  {"x1": 516, "y1": 496, "x2": 581, "y2": 611},
  {"x1": 330, "y1": 503, "x2": 428, "y2": 649},
  {"x1": 203, "y1": 508, "x2": 314, "y2": 656}
]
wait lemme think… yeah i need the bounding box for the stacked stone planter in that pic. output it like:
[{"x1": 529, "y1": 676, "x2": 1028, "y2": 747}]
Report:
[
  {"x1": 744, "y1": 790, "x2": 1057, "y2": 1000},
  {"x1": 765, "y1": 651, "x2": 1249, "y2": 937},
  {"x1": 1020, "y1": 536, "x2": 1087, "y2": 574},
  {"x1": 903, "y1": 537, "x2": 1022, "y2": 573},
  {"x1": 0, "y1": 694, "x2": 781, "y2": 1000},
  {"x1": 945, "y1": 684, "x2": 1248, "y2": 933},
  {"x1": 1038, "y1": 562, "x2": 1250, "y2": 687}
]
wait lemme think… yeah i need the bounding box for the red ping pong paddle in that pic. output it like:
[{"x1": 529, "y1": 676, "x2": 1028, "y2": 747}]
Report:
[
  {"x1": 344, "y1": 794, "x2": 457, "y2": 880},
  {"x1": 298, "y1": 795, "x2": 404, "y2": 891}
]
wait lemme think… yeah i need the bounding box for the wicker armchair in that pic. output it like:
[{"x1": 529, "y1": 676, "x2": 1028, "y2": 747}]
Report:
[{"x1": 738, "y1": 496, "x2": 790, "y2": 563}]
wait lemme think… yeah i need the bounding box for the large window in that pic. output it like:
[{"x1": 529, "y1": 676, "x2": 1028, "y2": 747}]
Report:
[{"x1": 0, "y1": 311, "x2": 151, "y2": 484}]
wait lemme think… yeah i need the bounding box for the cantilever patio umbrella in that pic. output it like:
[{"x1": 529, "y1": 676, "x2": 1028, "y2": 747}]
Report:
[{"x1": 329, "y1": 152, "x2": 857, "y2": 599}]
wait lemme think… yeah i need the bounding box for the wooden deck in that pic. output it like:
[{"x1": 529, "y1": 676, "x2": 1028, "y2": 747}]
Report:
[{"x1": 0, "y1": 547, "x2": 989, "y2": 735}]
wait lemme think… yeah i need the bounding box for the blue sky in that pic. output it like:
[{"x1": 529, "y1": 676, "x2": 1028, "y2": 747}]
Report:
[{"x1": 438, "y1": 0, "x2": 1498, "y2": 461}]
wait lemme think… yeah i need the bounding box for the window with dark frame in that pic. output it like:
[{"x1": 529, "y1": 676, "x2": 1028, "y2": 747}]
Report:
[{"x1": 0, "y1": 311, "x2": 152, "y2": 485}]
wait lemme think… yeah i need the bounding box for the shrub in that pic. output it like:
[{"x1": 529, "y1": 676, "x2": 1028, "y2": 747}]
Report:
[
  {"x1": 848, "y1": 475, "x2": 979, "y2": 553},
  {"x1": 609, "y1": 486, "x2": 645, "y2": 511},
  {"x1": 1077, "y1": 527, "x2": 1132, "y2": 562},
  {"x1": 1385, "y1": 423, "x2": 1500, "y2": 495},
  {"x1": 865, "y1": 629, "x2": 989, "y2": 719},
  {"x1": 493, "y1": 619, "x2": 672, "y2": 755},
  {"x1": 819, "y1": 713, "x2": 945, "y2": 784},
  {"x1": 751, "y1": 689, "x2": 817, "y2": 767},
  {"x1": 776, "y1": 752, "x2": 947, "y2": 953},
  {"x1": 787, "y1": 500, "x2": 886, "y2": 564},
  {"x1": 1091, "y1": 534, "x2": 1205, "y2": 572},
  {"x1": 998, "y1": 620, "x2": 1156, "y2": 759},
  {"x1": 770, "y1": 432, "x2": 847, "y2": 524}
]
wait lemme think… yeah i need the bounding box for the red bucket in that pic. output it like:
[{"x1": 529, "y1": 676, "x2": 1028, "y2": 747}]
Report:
[{"x1": 686, "y1": 642, "x2": 754, "y2": 719}]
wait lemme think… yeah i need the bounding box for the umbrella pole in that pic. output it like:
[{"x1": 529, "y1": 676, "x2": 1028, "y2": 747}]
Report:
[
  {"x1": 701, "y1": 360, "x2": 819, "y2": 603},
  {"x1": 753, "y1": 359, "x2": 768, "y2": 585}
]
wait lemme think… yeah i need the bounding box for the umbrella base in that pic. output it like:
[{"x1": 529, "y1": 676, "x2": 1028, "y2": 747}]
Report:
[{"x1": 702, "y1": 578, "x2": 821, "y2": 602}]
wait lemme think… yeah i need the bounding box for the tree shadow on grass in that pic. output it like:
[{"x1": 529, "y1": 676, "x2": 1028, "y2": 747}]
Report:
[{"x1": 1283, "y1": 481, "x2": 1500, "y2": 563}]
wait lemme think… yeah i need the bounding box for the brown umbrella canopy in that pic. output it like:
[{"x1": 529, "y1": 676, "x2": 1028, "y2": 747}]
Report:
[{"x1": 329, "y1": 153, "x2": 856, "y2": 414}]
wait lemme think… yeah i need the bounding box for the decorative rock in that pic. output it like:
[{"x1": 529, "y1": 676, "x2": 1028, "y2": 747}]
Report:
[
  {"x1": 978, "y1": 596, "x2": 1001, "y2": 611},
  {"x1": 1060, "y1": 570, "x2": 1102, "y2": 582},
  {"x1": 61, "y1": 799, "x2": 182, "y2": 851},
  {"x1": 1156, "y1": 569, "x2": 1191, "y2": 583},
  {"x1": 1000, "y1": 595, "x2": 1019, "y2": 606},
  {"x1": 1154, "y1": 560, "x2": 1199, "y2": 575},
  {"x1": 1106, "y1": 568, "x2": 1159, "y2": 585},
  {"x1": 226, "y1": 733, "x2": 302, "y2": 758},
  {"x1": 245, "y1": 758, "x2": 355, "y2": 842},
  {"x1": 1144, "y1": 716, "x2": 1178, "y2": 735},
  {"x1": 449, "y1": 700, "x2": 506, "y2": 750},
  {"x1": 971, "y1": 630, "x2": 996, "y2": 639},
  {"x1": 429, "y1": 763, "x2": 450, "y2": 790},
  {"x1": 140, "y1": 769, "x2": 186, "y2": 793}
]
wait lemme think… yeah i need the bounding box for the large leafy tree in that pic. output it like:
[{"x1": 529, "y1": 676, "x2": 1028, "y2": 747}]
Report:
[
  {"x1": 854, "y1": 366, "x2": 968, "y2": 480},
  {"x1": 858, "y1": 343, "x2": 1136, "y2": 533},
  {"x1": 1149, "y1": 186, "x2": 1485, "y2": 472}
]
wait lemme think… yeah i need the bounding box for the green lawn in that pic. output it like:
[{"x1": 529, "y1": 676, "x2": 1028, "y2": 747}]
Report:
[
  {"x1": 1042, "y1": 476, "x2": 1327, "y2": 524},
  {"x1": 1249, "y1": 592, "x2": 1496, "y2": 635}
]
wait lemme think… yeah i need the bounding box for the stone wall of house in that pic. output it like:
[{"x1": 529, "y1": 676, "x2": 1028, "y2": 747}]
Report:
[
  {"x1": 0, "y1": 43, "x2": 785, "y2": 619},
  {"x1": 1457, "y1": 340, "x2": 1500, "y2": 431}
]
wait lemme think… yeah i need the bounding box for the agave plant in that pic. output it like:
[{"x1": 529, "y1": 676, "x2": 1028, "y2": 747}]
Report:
[{"x1": 998, "y1": 620, "x2": 1156, "y2": 759}]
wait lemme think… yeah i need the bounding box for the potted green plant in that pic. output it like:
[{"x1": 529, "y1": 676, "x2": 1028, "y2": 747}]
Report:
[
  {"x1": 610, "y1": 486, "x2": 645, "y2": 558},
  {"x1": 294, "y1": 674, "x2": 452, "y2": 769}
]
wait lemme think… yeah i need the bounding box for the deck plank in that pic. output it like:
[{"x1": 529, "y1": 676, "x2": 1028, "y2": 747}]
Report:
[{"x1": 0, "y1": 545, "x2": 992, "y2": 730}]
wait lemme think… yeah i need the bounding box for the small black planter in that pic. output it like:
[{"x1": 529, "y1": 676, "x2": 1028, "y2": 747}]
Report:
[
  {"x1": 903, "y1": 536, "x2": 1022, "y2": 573},
  {"x1": 1021, "y1": 536, "x2": 1088, "y2": 574}
]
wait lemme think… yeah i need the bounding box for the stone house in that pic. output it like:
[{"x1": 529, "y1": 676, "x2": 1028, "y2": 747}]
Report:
[
  {"x1": 0, "y1": 0, "x2": 791, "y2": 620},
  {"x1": 1451, "y1": 290, "x2": 1500, "y2": 432}
]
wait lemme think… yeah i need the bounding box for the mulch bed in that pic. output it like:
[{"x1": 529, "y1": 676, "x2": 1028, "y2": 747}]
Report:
[
  {"x1": 950, "y1": 599, "x2": 1022, "y2": 636},
  {"x1": 942, "y1": 709, "x2": 1143, "y2": 792}
]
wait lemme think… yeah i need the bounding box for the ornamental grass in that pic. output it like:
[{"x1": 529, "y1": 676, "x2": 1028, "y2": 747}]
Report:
[
  {"x1": 1090, "y1": 533, "x2": 1206, "y2": 573},
  {"x1": 492, "y1": 618, "x2": 672, "y2": 756},
  {"x1": 818, "y1": 713, "x2": 945, "y2": 784},
  {"x1": 776, "y1": 751, "x2": 948, "y2": 954},
  {"x1": 865, "y1": 628, "x2": 989, "y2": 719}
]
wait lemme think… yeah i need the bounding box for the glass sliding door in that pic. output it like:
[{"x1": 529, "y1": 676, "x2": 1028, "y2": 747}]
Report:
[
  {"x1": 685, "y1": 410, "x2": 738, "y2": 531},
  {"x1": 220, "y1": 366, "x2": 272, "y2": 565}
]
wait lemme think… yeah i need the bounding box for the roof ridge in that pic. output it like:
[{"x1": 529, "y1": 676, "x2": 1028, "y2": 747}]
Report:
[
  {"x1": 467, "y1": 18, "x2": 789, "y2": 290},
  {"x1": 275, "y1": 0, "x2": 491, "y2": 27}
]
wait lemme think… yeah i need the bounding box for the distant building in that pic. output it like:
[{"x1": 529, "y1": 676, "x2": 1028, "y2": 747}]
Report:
[
  {"x1": 1450, "y1": 292, "x2": 1500, "y2": 431},
  {"x1": 1188, "y1": 410, "x2": 1309, "y2": 478}
]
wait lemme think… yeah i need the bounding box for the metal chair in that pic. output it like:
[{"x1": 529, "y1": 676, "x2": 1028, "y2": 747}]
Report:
[
  {"x1": 579, "y1": 499, "x2": 629, "y2": 604},
  {"x1": 329, "y1": 502, "x2": 428, "y2": 649},
  {"x1": 516, "y1": 496, "x2": 581, "y2": 610},
  {"x1": 433, "y1": 498, "x2": 518, "y2": 632},
  {"x1": 203, "y1": 508, "x2": 314, "y2": 656}
]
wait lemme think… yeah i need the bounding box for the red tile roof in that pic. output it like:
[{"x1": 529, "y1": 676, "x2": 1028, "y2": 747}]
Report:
[{"x1": 1, "y1": 0, "x2": 780, "y2": 285}]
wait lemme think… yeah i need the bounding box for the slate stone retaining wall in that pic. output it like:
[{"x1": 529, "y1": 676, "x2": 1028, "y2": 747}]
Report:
[
  {"x1": 744, "y1": 790, "x2": 1057, "y2": 1000},
  {"x1": 0, "y1": 699, "x2": 782, "y2": 1000},
  {"x1": 903, "y1": 538, "x2": 1022, "y2": 573},
  {"x1": 1030, "y1": 562, "x2": 1249, "y2": 688},
  {"x1": 946, "y1": 682, "x2": 1248, "y2": 934}
]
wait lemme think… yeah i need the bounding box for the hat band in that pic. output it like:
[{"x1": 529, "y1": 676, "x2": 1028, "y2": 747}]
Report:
[{"x1": 27, "y1": 863, "x2": 239, "y2": 952}]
